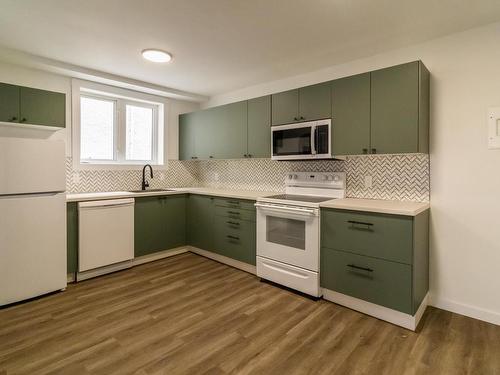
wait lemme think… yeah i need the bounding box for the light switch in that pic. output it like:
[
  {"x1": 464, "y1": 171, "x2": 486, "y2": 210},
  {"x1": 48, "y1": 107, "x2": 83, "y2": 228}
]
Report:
[{"x1": 488, "y1": 107, "x2": 500, "y2": 149}]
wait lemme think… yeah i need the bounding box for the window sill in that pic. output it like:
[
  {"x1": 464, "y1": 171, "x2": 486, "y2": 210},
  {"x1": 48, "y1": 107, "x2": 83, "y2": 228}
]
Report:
[{"x1": 73, "y1": 162, "x2": 168, "y2": 171}]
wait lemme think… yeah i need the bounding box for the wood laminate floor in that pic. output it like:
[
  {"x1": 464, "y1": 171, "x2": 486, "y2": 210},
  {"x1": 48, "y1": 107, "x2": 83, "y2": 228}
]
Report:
[{"x1": 1, "y1": 253, "x2": 499, "y2": 375}]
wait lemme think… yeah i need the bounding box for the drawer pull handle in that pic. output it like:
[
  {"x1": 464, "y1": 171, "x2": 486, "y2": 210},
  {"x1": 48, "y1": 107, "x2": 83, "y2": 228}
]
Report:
[
  {"x1": 227, "y1": 200, "x2": 240, "y2": 205},
  {"x1": 226, "y1": 221, "x2": 240, "y2": 226},
  {"x1": 347, "y1": 264, "x2": 373, "y2": 272},
  {"x1": 347, "y1": 220, "x2": 373, "y2": 228},
  {"x1": 228, "y1": 211, "x2": 240, "y2": 215},
  {"x1": 227, "y1": 235, "x2": 240, "y2": 240}
]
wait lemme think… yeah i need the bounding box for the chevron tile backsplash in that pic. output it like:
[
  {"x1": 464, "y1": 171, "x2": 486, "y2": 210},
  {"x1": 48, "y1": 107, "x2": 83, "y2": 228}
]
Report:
[{"x1": 66, "y1": 154, "x2": 429, "y2": 202}]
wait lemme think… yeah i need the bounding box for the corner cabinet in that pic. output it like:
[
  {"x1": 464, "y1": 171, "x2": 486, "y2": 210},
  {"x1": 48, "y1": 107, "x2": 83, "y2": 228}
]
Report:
[
  {"x1": 134, "y1": 195, "x2": 187, "y2": 257},
  {"x1": 187, "y1": 195, "x2": 256, "y2": 266},
  {"x1": 0, "y1": 82, "x2": 65, "y2": 128},
  {"x1": 179, "y1": 96, "x2": 271, "y2": 160},
  {"x1": 320, "y1": 208, "x2": 429, "y2": 328}
]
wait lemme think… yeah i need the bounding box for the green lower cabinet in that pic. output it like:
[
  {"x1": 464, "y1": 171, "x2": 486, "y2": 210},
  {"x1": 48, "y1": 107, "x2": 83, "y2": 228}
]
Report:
[
  {"x1": 321, "y1": 247, "x2": 412, "y2": 314},
  {"x1": 134, "y1": 195, "x2": 186, "y2": 257},
  {"x1": 66, "y1": 202, "x2": 78, "y2": 274},
  {"x1": 321, "y1": 209, "x2": 413, "y2": 264},
  {"x1": 187, "y1": 194, "x2": 215, "y2": 251},
  {"x1": 213, "y1": 217, "x2": 256, "y2": 265},
  {"x1": 320, "y1": 208, "x2": 429, "y2": 315}
]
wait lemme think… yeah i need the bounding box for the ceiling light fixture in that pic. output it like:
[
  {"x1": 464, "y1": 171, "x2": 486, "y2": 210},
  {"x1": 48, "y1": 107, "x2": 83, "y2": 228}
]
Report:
[{"x1": 142, "y1": 49, "x2": 172, "y2": 63}]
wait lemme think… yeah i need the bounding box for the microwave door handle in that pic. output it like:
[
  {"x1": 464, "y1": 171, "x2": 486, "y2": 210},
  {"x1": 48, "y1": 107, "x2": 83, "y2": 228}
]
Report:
[{"x1": 311, "y1": 125, "x2": 317, "y2": 155}]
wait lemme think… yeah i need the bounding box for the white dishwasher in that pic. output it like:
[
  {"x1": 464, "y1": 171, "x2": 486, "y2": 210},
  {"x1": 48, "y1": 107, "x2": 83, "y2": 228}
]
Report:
[{"x1": 78, "y1": 198, "x2": 135, "y2": 280}]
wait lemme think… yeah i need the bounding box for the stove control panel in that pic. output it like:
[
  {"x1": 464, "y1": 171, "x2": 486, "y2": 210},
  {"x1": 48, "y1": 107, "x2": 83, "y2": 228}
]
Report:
[{"x1": 285, "y1": 172, "x2": 346, "y2": 189}]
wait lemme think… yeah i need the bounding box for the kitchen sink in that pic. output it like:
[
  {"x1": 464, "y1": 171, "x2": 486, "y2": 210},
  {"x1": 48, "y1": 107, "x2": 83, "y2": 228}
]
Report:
[{"x1": 128, "y1": 189, "x2": 176, "y2": 193}]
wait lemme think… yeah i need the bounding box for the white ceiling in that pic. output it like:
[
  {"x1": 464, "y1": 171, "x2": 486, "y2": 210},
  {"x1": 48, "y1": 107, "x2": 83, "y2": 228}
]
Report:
[{"x1": 1, "y1": 0, "x2": 500, "y2": 97}]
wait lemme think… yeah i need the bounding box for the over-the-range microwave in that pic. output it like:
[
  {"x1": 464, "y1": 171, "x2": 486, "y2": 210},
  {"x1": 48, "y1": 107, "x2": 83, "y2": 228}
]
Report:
[{"x1": 271, "y1": 119, "x2": 332, "y2": 160}]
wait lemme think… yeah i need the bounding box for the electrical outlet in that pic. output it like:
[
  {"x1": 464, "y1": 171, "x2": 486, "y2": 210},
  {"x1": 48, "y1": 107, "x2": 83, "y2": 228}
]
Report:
[
  {"x1": 72, "y1": 172, "x2": 81, "y2": 184},
  {"x1": 364, "y1": 175, "x2": 372, "y2": 189}
]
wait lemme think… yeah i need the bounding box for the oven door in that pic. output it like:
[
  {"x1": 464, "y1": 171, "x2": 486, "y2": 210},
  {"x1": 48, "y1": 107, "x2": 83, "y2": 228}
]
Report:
[{"x1": 255, "y1": 203, "x2": 320, "y2": 271}]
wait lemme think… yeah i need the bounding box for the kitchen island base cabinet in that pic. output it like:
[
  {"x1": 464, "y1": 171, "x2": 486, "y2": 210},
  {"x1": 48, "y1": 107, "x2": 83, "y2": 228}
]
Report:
[{"x1": 320, "y1": 208, "x2": 429, "y2": 330}]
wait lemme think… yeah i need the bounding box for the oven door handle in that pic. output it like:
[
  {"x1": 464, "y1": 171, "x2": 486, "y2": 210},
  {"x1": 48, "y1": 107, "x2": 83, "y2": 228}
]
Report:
[{"x1": 255, "y1": 203, "x2": 317, "y2": 216}]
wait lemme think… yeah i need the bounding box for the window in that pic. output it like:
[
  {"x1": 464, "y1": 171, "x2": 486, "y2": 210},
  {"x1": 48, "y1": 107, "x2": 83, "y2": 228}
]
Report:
[{"x1": 74, "y1": 81, "x2": 164, "y2": 167}]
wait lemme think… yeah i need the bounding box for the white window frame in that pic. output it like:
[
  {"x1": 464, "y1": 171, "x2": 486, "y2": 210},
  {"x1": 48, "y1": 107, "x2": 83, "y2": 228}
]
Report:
[{"x1": 72, "y1": 79, "x2": 166, "y2": 170}]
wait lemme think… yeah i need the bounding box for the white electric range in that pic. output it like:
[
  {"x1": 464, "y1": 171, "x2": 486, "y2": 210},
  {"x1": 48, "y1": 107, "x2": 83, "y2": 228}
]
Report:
[{"x1": 255, "y1": 172, "x2": 346, "y2": 297}]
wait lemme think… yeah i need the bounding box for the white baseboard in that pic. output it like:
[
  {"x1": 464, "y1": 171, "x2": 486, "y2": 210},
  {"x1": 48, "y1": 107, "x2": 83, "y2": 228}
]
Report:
[
  {"x1": 189, "y1": 246, "x2": 256, "y2": 275},
  {"x1": 131, "y1": 246, "x2": 189, "y2": 266},
  {"x1": 430, "y1": 296, "x2": 500, "y2": 326},
  {"x1": 322, "y1": 288, "x2": 428, "y2": 331}
]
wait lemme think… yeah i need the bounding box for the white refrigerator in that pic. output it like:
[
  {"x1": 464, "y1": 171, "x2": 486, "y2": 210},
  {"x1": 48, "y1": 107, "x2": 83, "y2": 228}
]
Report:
[{"x1": 0, "y1": 138, "x2": 67, "y2": 306}]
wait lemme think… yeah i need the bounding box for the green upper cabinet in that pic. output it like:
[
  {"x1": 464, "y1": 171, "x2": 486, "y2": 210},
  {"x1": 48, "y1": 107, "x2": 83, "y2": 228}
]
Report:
[
  {"x1": 370, "y1": 61, "x2": 429, "y2": 154},
  {"x1": 19, "y1": 87, "x2": 65, "y2": 128},
  {"x1": 210, "y1": 101, "x2": 247, "y2": 159},
  {"x1": 187, "y1": 194, "x2": 215, "y2": 251},
  {"x1": 179, "y1": 111, "x2": 198, "y2": 160},
  {"x1": 134, "y1": 195, "x2": 186, "y2": 257},
  {"x1": 0, "y1": 83, "x2": 20, "y2": 123},
  {"x1": 298, "y1": 82, "x2": 331, "y2": 122},
  {"x1": 271, "y1": 89, "x2": 299, "y2": 125},
  {"x1": 180, "y1": 101, "x2": 247, "y2": 160},
  {"x1": 271, "y1": 83, "x2": 331, "y2": 126},
  {"x1": 331, "y1": 73, "x2": 371, "y2": 155},
  {"x1": 247, "y1": 95, "x2": 271, "y2": 158}
]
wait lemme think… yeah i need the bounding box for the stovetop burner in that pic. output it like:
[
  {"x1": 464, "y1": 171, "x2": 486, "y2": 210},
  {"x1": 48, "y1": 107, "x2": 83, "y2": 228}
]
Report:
[{"x1": 264, "y1": 194, "x2": 334, "y2": 203}]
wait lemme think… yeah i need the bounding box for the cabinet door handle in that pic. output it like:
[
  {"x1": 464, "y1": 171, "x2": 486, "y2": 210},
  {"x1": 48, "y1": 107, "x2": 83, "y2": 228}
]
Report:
[
  {"x1": 362, "y1": 148, "x2": 368, "y2": 154},
  {"x1": 299, "y1": 116, "x2": 304, "y2": 120},
  {"x1": 226, "y1": 235, "x2": 240, "y2": 240},
  {"x1": 226, "y1": 221, "x2": 240, "y2": 226},
  {"x1": 293, "y1": 117, "x2": 298, "y2": 121},
  {"x1": 20, "y1": 118, "x2": 27, "y2": 123},
  {"x1": 227, "y1": 211, "x2": 240, "y2": 215},
  {"x1": 248, "y1": 154, "x2": 252, "y2": 158},
  {"x1": 227, "y1": 200, "x2": 239, "y2": 205},
  {"x1": 371, "y1": 148, "x2": 377, "y2": 154},
  {"x1": 9, "y1": 116, "x2": 17, "y2": 122},
  {"x1": 243, "y1": 154, "x2": 248, "y2": 158},
  {"x1": 347, "y1": 264, "x2": 373, "y2": 272}
]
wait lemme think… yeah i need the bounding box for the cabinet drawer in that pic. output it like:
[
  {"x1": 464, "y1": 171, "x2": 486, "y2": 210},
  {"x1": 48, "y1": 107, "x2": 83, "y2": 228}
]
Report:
[
  {"x1": 214, "y1": 198, "x2": 255, "y2": 211},
  {"x1": 214, "y1": 205, "x2": 256, "y2": 222},
  {"x1": 321, "y1": 209, "x2": 413, "y2": 264},
  {"x1": 321, "y1": 247, "x2": 412, "y2": 314},
  {"x1": 214, "y1": 218, "x2": 256, "y2": 265}
]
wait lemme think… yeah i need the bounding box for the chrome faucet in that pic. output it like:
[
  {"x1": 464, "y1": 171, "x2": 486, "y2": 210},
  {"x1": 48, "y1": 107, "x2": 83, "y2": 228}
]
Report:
[{"x1": 141, "y1": 164, "x2": 153, "y2": 190}]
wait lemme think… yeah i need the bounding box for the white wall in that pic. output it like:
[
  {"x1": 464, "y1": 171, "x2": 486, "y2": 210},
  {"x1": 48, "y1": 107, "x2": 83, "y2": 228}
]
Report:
[
  {"x1": 206, "y1": 22, "x2": 500, "y2": 325},
  {"x1": 0, "y1": 61, "x2": 199, "y2": 161}
]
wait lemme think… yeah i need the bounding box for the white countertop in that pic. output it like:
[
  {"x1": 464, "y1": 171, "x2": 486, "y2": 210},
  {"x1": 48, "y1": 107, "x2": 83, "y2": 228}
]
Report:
[
  {"x1": 67, "y1": 188, "x2": 429, "y2": 215},
  {"x1": 320, "y1": 198, "x2": 429, "y2": 216},
  {"x1": 66, "y1": 187, "x2": 277, "y2": 203}
]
